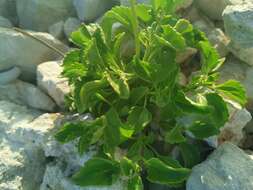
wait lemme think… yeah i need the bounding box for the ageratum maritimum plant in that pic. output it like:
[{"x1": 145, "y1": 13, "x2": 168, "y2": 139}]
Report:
[{"x1": 55, "y1": 0, "x2": 246, "y2": 189}]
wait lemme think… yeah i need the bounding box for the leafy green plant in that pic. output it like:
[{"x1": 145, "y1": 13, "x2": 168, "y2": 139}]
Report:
[{"x1": 55, "y1": 0, "x2": 246, "y2": 189}]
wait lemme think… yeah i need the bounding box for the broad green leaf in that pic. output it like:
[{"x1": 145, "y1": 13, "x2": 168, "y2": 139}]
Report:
[
  {"x1": 130, "y1": 86, "x2": 149, "y2": 105},
  {"x1": 78, "y1": 134, "x2": 92, "y2": 154},
  {"x1": 72, "y1": 158, "x2": 120, "y2": 186},
  {"x1": 165, "y1": 125, "x2": 186, "y2": 144},
  {"x1": 206, "y1": 93, "x2": 229, "y2": 127},
  {"x1": 106, "y1": 72, "x2": 130, "y2": 99},
  {"x1": 128, "y1": 175, "x2": 143, "y2": 190},
  {"x1": 120, "y1": 124, "x2": 135, "y2": 139},
  {"x1": 179, "y1": 143, "x2": 201, "y2": 168},
  {"x1": 70, "y1": 24, "x2": 91, "y2": 46},
  {"x1": 158, "y1": 155, "x2": 182, "y2": 168},
  {"x1": 133, "y1": 58, "x2": 152, "y2": 82},
  {"x1": 127, "y1": 106, "x2": 152, "y2": 132},
  {"x1": 188, "y1": 121, "x2": 219, "y2": 139},
  {"x1": 145, "y1": 158, "x2": 191, "y2": 185},
  {"x1": 127, "y1": 140, "x2": 143, "y2": 161},
  {"x1": 120, "y1": 157, "x2": 137, "y2": 176},
  {"x1": 174, "y1": 19, "x2": 193, "y2": 34},
  {"x1": 136, "y1": 4, "x2": 152, "y2": 22},
  {"x1": 105, "y1": 108, "x2": 121, "y2": 147},
  {"x1": 162, "y1": 25, "x2": 186, "y2": 50},
  {"x1": 55, "y1": 122, "x2": 84, "y2": 143},
  {"x1": 216, "y1": 80, "x2": 247, "y2": 107}
]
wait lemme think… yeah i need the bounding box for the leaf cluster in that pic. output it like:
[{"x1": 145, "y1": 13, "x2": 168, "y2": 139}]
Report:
[{"x1": 56, "y1": 0, "x2": 246, "y2": 189}]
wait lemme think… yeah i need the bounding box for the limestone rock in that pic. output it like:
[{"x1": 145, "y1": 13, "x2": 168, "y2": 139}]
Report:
[
  {"x1": 223, "y1": 4, "x2": 253, "y2": 65},
  {"x1": 17, "y1": 0, "x2": 76, "y2": 32},
  {"x1": 186, "y1": 143, "x2": 253, "y2": 190},
  {"x1": 0, "y1": 16, "x2": 12, "y2": 28},
  {"x1": 64, "y1": 17, "x2": 81, "y2": 38},
  {"x1": 37, "y1": 61, "x2": 70, "y2": 109},
  {"x1": 0, "y1": 27, "x2": 68, "y2": 81},
  {"x1": 0, "y1": 0, "x2": 17, "y2": 25},
  {"x1": 0, "y1": 67, "x2": 21, "y2": 85},
  {"x1": 73, "y1": 0, "x2": 114, "y2": 22},
  {"x1": 0, "y1": 80, "x2": 56, "y2": 112},
  {"x1": 49, "y1": 21, "x2": 65, "y2": 40}
]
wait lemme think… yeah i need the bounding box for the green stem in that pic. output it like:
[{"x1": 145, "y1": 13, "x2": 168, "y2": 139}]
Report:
[{"x1": 130, "y1": 0, "x2": 140, "y2": 58}]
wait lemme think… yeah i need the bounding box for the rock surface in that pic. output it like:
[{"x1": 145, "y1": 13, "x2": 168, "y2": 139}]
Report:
[
  {"x1": 223, "y1": 4, "x2": 253, "y2": 65},
  {"x1": 37, "y1": 61, "x2": 70, "y2": 109},
  {"x1": 0, "y1": 67, "x2": 21, "y2": 85},
  {"x1": 64, "y1": 17, "x2": 81, "y2": 38},
  {"x1": 186, "y1": 143, "x2": 253, "y2": 190},
  {"x1": 0, "y1": 28, "x2": 68, "y2": 81},
  {"x1": 17, "y1": 0, "x2": 76, "y2": 32},
  {"x1": 0, "y1": 16, "x2": 12, "y2": 28},
  {"x1": 0, "y1": 0, "x2": 17, "y2": 25},
  {"x1": 0, "y1": 80, "x2": 56, "y2": 112},
  {"x1": 73, "y1": 0, "x2": 115, "y2": 21},
  {"x1": 49, "y1": 21, "x2": 65, "y2": 40}
]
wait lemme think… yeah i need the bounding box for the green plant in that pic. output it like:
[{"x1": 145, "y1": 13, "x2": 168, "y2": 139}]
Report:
[{"x1": 55, "y1": 0, "x2": 246, "y2": 189}]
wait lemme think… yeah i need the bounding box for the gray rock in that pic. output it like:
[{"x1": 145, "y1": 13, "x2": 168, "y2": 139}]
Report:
[
  {"x1": 17, "y1": 0, "x2": 76, "y2": 32},
  {"x1": 73, "y1": 0, "x2": 114, "y2": 22},
  {"x1": 120, "y1": 0, "x2": 150, "y2": 5},
  {"x1": 64, "y1": 17, "x2": 81, "y2": 38},
  {"x1": 0, "y1": 0, "x2": 17, "y2": 25},
  {"x1": 0, "y1": 80, "x2": 56, "y2": 112},
  {"x1": 0, "y1": 27, "x2": 68, "y2": 81},
  {"x1": 37, "y1": 61, "x2": 70, "y2": 109},
  {"x1": 0, "y1": 67, "x2": 21, "y2": 85},
  {"x1": 186, "y1": 143, "x2": 253, "y2": 190},
  {"x1": 0, "y1": 16, "x2": 12, "y2": 28},
  {"x1": 223, "y1": 4, "x2": 253, "y2": 65},
  {"x1": 49, "y1": 21, "x2": 65, "y2": 40}
]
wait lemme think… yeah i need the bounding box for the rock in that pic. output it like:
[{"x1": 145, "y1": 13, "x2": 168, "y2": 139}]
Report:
[
  {"x1": 120, "y1": 0, "x2": 150, "y2": 5},
  {"x1": 49, "y1": 21, "x2": 65, "y2": 40},
  {"x1": 37, "y1": 61, "x2": 70, "y2": 109},
  {"x1": 0, "y1": 0, "x2": 17, "y2": 25},
  {"x1": 0, "y1": 27, "x2": 68, "y2": 81},
  {"x1": 223, "y1": 4, "x2": 253, "y2": 65},
  {"x1": 64, "y1": 17, "x2": 81, "y2": 38},
  {"x1": 73, "y1": 0, "x2": 114, "y2": 22},
  {"x1": 17, "y1": 0, "x2": 76, "y2": 32},
  {"x1": 0, "y1": 16, "x2": 12, "y2": 28},
  {"x1": 0, "y1": 67, "x2": 21, "y2": 85},
  {"x1": 0, "y1": 80, "x2": 56, "y2": 112},
  {"x1": 186, "y1": 143, "x2": 253, "y2": 190}
]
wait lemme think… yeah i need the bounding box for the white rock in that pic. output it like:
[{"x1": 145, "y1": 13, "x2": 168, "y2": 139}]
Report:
[
  {"x1": 49, "y1": 21, "x2": 65, "y2": 40},
  {"x1": 64, "y1": 17, "x2": 81, "y2": 38},
  {"x1": 17, "y1": 0, "x2": 76, "y2": 32},
  {"x1": 0, "y1": 27, "x2": 68, "y2": 81},
  {"x1": 223, "y1": 4, "x2": 253, "y2": 65},
  {"x1": 37, "y1": 61, "x2": 70, "y2": 109},
  {"x1": 0, "y1": 16, "x2": 12, "y2": 28},
  {"x1": 0, "y1": 67, "x2": 21, "y2": 85},
  {"x1": 0, "y1": 80, "x2": 56, "y2": 112},
  {"x1": 186, "y1": 143, "x2": 253, "y2": 190},
  {"x1": 73, "y1": 0, "x2": 114, "y2": 22},
  {"x1": 0, "y1": 0, "x2": 17, "y2": 25}
]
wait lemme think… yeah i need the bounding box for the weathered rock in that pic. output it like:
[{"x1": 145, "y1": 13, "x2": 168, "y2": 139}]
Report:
[
  {"x1": 64, "y1": 17, "x2": 81, "y2": 38},
  {"x1": 37, "y1": 61, "x2": 70, "y2": 109},
  {"x1": 186, "y1": 143, "x2": 253, "y2": 190},
  {"x1": 0, "y1": 27, "x2": 68, "y2": 81},
  {"x1": 0, "y1": 67, "x2": 21, "y2": 85},
  {"x1": 49, "y1": 21, "x2": 65, "y2": 40},
  {"x1": 0, "y1": 80, "x2": 56, "y2": 112},
  {"x1": 0, "y1": 0, "x2": 17, "y2": 25},
  {"x1": 223, "y1": 4, "x2": 253, "y2": 65},
  {"x1": 17, "y1": 0, "x2": 76, "y2": 32},
  {"x1": 195, "y1": 0, "x2": 253, "y2": 20},
  {"x1": 73, "y1": 0, "x2": 115, "y2": 22},
  {"x1": 0, "y1": 16, "x2": 12, "y2": 28}
]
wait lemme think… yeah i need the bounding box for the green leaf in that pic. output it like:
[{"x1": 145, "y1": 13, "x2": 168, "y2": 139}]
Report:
[
  {"x1": 179, "y1": 143, "x2": 201, "y2": 168},
  {"x1": 145, "y1": 158, "x2": 191, "y2": 185},
  {"x1": 216, "y1": 80, "x2": 247, "y2": 107},
  {"x1": 188, "y1": 121, "x2": 219, "y2": 139},
  {"x1": 72, "y1": 158, "x2": 120, "y2": 186},
  {"x1": 127, "y1": 107, "x2": 152, "y2": 132},
  {"x1": 127, "y1": 140, "x2": 143, "y2": 161},
  {"x1": 174, "y1": 19, "x2": 193, "y2": 34},
  {"x1": 136, "y1": 4, "x2": 152, "y2": 22},
  {"x1": 206, "y1": 93, "x2": 229, "y2": 128},
  {"x1": 105, "y1": 108, "x2": 121, "y2": 147},
  {"x1": 165, "y1": 125, "x2": 186, "y2": 144},
  {"x1": 128, "y1": 175, "x2": 143, "y2": 190},
  {"x1": 158, "y1": 155, "x2": 182, "y2": 168},
  {"x1": 70, "y1": 24, "x2": 91, "y2": 46},
  {"x1": 162, "y1": 25, "x2": 186, "y2": 50},
  {"x1": 130, "y1": 87, "x2": 149, "y2": 105},
  {"x1": 120, "y1": 157, "x2": 137, "y2": 176},
  {"x1": 132, "y1": 58, "x2": 152, "y2": 82}
]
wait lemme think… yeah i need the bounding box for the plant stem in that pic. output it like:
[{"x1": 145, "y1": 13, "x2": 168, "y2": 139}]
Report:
[{"x1": 130, "y1": 0, "x2": 140, "y2": 58}]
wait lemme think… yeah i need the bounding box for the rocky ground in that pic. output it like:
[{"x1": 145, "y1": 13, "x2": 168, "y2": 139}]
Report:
[{"x1": 0, "y1": 0, "x2": 253, "y2": 190}]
